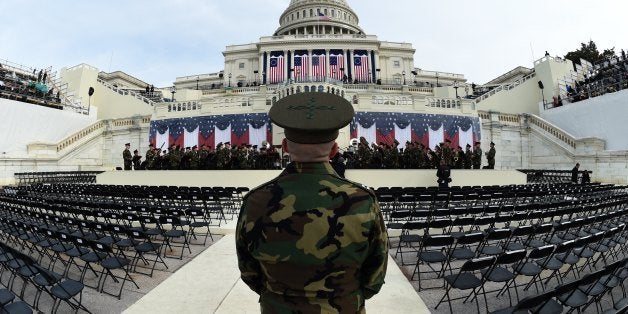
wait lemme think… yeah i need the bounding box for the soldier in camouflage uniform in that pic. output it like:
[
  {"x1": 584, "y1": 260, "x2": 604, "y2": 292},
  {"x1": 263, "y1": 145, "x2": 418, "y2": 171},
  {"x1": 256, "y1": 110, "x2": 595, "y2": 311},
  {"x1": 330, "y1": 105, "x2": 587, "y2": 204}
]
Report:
[
  {"x1": 122, "y1": 143, "x2": 132, "y2": 170},
  {"x1": 236, "y1": 93, "x2": 388, "y2": 313},
  {"x1": 473, "y1": 141, "x2": 482, "y2": 169},
  {"x1": 190, "y1": 145, "x2": 200, "y2": 170},
  {"x1": 464, "y1": 144, "x2": 473, "y2": 169}
]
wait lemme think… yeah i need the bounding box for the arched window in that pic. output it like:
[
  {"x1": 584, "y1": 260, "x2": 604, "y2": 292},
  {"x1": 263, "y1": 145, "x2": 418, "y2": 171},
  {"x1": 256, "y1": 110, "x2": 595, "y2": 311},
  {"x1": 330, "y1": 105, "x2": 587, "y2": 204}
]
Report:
[
  {"x1": 304, "y1": 86, "x2": 310, "y2": 92},
  {"x1": 310, "y1": 9, "x2": 313, "y2": 16},
  {"x1": 296, "y1": 86, "x2": 301, "y2": 93},
  {"x1": 317, "y1": 85, "x2": 324, "y2": 92}
]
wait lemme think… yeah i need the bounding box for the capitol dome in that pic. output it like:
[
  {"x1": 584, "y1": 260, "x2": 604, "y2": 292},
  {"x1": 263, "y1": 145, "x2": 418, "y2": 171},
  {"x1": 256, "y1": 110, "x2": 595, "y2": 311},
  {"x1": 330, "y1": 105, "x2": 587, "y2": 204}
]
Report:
[{"x1": 275, "y1": 0, "x2": 364, "y2": 35}]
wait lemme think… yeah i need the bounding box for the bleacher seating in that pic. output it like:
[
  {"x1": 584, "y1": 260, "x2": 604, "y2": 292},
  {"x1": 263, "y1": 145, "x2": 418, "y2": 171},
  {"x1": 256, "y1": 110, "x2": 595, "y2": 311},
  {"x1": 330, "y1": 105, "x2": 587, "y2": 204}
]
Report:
[
  {"x1": 564, "y1": 54, "x2": 628, "y2": 105},
  {"x1": 0, "y1": 64, "x2": 62, "y2": 110}
]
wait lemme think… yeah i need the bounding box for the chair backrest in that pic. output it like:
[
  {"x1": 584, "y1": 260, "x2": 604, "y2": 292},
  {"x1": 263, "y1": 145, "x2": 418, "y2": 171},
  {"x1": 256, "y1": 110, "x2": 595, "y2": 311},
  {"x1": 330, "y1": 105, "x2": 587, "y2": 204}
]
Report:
[
  {"x1": 486, "y1": 228, "x2": 511, "y2": 240},
  {"x1": 495, "y1": 249, "x2": 527, "y2": 265},
  {"x1": 422, "y1": 235, "x2": 454, "y2": 247},
  {"x1": 534, "y1": 223, "x2": 553, "y2": 234},
  {"x1": 514, "y1": 289, "x2": 559, "y2": 311},
  {"x1": 90, "y1": 240, "x2": 113, "y2": 253},
  {"x1": 529, "y1": 245, "x2": 555, "y2": 259},
  {"x1": 457, "y1": 232, "x2": 484, "y2": 245},
  {"x1": 512, "y1": 225, "x2": 534, "y2": 237},
  {"x1": 461, "y1": 256, "x2": 496, "y2": 272}
]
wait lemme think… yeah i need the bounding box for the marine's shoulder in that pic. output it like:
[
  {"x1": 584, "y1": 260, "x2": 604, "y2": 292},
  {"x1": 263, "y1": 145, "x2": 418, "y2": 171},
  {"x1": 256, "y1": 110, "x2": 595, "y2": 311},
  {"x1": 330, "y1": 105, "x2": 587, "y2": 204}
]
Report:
[
  {"x1": 242, "y1": 176, "x2": 282, "y2": 201},
  {"x1": 331, "y1": 175, "x2": 377, "y2": 199}
]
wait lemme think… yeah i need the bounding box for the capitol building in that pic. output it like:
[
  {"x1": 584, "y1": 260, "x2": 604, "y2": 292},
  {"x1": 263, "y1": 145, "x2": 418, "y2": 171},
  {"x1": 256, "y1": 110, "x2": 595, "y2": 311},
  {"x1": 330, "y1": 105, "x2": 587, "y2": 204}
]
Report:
[{"x1": 0, "y1": 0, "x2": 627, "y2": 185}]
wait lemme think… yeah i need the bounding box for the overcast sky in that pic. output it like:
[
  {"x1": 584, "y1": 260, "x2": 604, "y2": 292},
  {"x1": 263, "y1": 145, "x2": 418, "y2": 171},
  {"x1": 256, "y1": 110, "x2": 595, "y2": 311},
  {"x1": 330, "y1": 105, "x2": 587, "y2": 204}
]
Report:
[{"x1": 1, "y1": 0, "x2": 626, "y2": 87}]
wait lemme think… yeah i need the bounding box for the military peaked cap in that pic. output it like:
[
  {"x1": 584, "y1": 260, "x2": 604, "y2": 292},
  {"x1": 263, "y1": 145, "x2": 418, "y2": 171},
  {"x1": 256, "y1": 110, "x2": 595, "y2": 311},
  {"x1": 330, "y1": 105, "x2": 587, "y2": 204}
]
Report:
[{"x1": 269, "y1": 92, "x2": 354, "y2": 144}]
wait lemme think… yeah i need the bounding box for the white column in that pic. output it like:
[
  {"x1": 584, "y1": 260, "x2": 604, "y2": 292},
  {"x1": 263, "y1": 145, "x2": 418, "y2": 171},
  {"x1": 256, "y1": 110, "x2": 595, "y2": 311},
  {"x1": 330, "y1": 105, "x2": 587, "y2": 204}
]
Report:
[
  {"x1": 308, "y1": 49, "x2": 313, "y2": 82},
  {"x1": 325, "y1": 49, "x2": 330, "y2": 78},
  {"x1": 258, "y1": 53, "x2": 263, "y2": 84},
  {"x1": 347, "y1": 50, "x2": 353, "y2": 81},
  {"x1": 290, "y1": 50, "x2": 295, "y2": 81},
  {"x1": 342, "y1": 49, "x2": 348, "y2": 80},
  {"x1": 265, "y1": 52, "x2": 271, "y2": 84},
  {"x1": 284, "y1": 50, "x2": 289, "y2": 82},
  {"x1": 367, "y1": 50, "x2": 372, "y2": 83}
]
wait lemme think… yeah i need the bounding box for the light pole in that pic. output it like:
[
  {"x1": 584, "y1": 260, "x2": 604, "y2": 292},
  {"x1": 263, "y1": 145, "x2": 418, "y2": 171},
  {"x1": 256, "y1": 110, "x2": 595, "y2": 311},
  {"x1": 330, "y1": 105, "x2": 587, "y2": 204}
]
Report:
[
  {"x1": 454, "y1": 81, "x2": 459, "y2": 98},
  {"x1": 368, "y1": 70, "x2": 372, "y2": 83},
  {"x1": 170, "y1": 86, "x2": 176, "y2": 102},
  {"x1": 262, "y1": 71, "x2": 266, "y2": 85},
  {"x1": 228, "y1": 73, "x2": 232, "y2": 87},
  {"x1": 376, "y1": 68, "x2": 380, "y2": 84},
  {"x1": 254, "y1": 70, "x2": 259, "y2": 85},
  {"x1": 196, "y1": 76, "x2": 199, "y2": 90},
  {"x1": 436, "y1": 73, "x2": 439, "y2": 87},
  {"x1": 402, "y1": 71, "x2": 406, "y2": 85}
]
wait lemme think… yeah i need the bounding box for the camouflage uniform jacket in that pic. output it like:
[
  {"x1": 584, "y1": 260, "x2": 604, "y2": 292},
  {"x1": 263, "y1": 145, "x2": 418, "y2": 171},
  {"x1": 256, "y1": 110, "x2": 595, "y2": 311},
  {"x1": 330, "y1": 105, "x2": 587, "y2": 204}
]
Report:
[{"x1": 236, "y1": 162, "x2": 388, "y2": 313}]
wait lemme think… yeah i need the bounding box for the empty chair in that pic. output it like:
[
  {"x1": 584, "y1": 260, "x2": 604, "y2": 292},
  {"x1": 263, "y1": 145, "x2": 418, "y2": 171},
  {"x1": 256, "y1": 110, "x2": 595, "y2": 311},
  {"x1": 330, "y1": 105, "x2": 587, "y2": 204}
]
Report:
[
  {"x1": 435, "y1": 256, "x2": 496, "y2": 314},
  {"x1": 411, "y1": 235, "x2": 455, "y2": 290}
]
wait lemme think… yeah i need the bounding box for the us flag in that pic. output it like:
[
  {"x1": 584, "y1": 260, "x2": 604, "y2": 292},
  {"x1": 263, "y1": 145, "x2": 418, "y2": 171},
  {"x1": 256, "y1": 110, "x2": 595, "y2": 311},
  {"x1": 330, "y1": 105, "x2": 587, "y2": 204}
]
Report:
[
  {"x1": 353, "y1": 54, "x2": 369, "y2": 83},
  {"x1": 312, "y1": 54, "x2": 326, "y2": 81},
  {"x1": 269, "y1": 55, "x2": 285, "y2": 84},
  {"x1": 329, "y1": 54, "x2": 344, "y2": 80},
  {"x1": 293, "y1": 54, "x2": 308, "y2": 82}
]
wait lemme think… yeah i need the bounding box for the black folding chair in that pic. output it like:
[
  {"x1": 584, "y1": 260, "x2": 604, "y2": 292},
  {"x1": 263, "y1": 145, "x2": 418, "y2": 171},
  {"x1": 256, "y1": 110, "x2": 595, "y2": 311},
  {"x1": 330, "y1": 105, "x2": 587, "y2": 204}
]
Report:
[{"x1": 435, "y1": 256, "x2": 496, "y2": 314}]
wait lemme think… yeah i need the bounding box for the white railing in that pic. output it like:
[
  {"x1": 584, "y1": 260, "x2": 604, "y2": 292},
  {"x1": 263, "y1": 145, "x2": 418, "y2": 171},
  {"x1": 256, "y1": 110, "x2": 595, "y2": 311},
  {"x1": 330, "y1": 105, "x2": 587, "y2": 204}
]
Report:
[
  {"x1": 474, "y1": 72, "x2": 536, "y2": 104},
  {"x1": 56, "y1": 116, "x2": 151, "y2": 153},
  {"x1": 97, "y1": 78, "x2": 156, "y2": 106},
  {"x1": 524, "y1": 113, "x2": 577, "y2": 149},
  {"x1": 426, "y1": 98, "x2": 461, "y2": 110}
]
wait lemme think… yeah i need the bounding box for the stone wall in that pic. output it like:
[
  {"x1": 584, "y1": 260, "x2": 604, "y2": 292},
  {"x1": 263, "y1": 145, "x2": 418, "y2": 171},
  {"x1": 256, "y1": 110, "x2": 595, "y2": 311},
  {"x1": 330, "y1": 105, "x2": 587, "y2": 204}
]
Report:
[{"x1": 479, "y1": 111, "x2": 628, "y2": 184}]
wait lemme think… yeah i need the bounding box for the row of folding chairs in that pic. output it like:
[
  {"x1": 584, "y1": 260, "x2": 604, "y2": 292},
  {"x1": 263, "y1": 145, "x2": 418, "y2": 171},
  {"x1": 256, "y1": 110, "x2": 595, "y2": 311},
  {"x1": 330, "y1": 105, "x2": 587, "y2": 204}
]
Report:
[
  {"x1": 0, "y1": 196, "x2": 222, "y2": 238},
  {"x1": 392, "y1": 203, "x2": 628, "y2": 263},
  {"x1": 377, "y1": 186, "x2": 626, "y2": 216},
  {"x1": 0, "y1": 216, "x2": 148, "y2": 300},
  {"x1": 0, "y1": 205, "x2": 201, "y2": 261},
  {"x1": 438, "y1": 254, "x2": 628, "y2": 313},
  {"x1": 0, "y1": 241, "x2": 89, "y2": 313},
  {"x1": 430, "y1": 225, "x2": 626, "y2": 312}
]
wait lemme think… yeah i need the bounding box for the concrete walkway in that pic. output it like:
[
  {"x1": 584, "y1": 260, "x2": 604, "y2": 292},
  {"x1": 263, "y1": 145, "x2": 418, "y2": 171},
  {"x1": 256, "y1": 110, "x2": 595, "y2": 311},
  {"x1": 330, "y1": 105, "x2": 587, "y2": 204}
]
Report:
[{"x1": 125, "y1": 234, "x2": 429, "y2": 313}]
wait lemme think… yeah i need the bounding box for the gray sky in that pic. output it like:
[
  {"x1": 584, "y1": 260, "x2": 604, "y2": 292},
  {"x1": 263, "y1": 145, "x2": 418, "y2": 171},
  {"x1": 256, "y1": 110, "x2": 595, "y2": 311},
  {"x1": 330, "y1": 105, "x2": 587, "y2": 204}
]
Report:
[{"x1": 1, "y1": 0, "x2": 626, "y2": 87}]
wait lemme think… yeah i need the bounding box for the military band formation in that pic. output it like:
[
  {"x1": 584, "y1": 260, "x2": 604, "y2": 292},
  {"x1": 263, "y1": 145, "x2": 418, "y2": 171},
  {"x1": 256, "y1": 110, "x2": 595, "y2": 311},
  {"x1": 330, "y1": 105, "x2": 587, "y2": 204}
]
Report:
[
  {"x1": 122, "y1": 142, "x2": 281, "y2": 170},
  {"x1": 343, "y1": 138, "x2": 496, "y2": 170},
  {"x1": 122, "y1": 139, "x2": 496, "y2": 170}
]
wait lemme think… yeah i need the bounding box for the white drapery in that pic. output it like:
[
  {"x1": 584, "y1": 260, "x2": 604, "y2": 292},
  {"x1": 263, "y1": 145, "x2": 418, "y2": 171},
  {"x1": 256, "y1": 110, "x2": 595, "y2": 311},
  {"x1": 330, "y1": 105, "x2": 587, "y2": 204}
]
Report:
[
  {"x1": 357, "y1": 123, "x2": 376, "y2": 145},
  {"x1": 184, "y1": 127, "x2": 199, "y2": 148},
  {"x1": 214, "y1": 125, "x2": 231, "y2": 147},
  {"x1": 428, "y1": 124, "x2": 444, "y2": 150},
  {"x1": 156, "y1": 128, "x2": 169, "y2": 152},
  {"x1": 248, "y1": 123, "x2": 267, "y2": 147},
  {"x1": 458, "y1": 126, "x2": 474, "y2": 150},
  {"x1": 394, "y1": 123, "x2": 411, "y2": 149}
]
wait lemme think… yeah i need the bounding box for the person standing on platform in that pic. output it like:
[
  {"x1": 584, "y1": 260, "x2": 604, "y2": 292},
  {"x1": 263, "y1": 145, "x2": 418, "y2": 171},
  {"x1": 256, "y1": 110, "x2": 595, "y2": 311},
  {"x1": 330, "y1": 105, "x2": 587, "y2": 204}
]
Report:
[
  {"x1": 572, "y1": 163, "x2": 580, "y2": 183},
  {"x1": 236, "y1": 92, "x2": 388, "y2": 314},
  {"x1": 144, "y1": 144, "x2": 156, "y2": 170},
  {"x1": 464, "y1": 144, "x2": 473, "y2": 169},
  {"x1": 472, "y1": 141, "x2": 482, "y2": 169},
  {"x1": 486, "y1": 142, "x2": 496, "y2": 169},
  {"x1": 122, "y1": 143, "x2": 132, "y2": 170},
  {"x1": 581, "y1": 169, "x2": 591, "y2": 184},
  {"x1": 132, "y1": 150, "x2": 142, "y2": 170},
  {"x1": 437, "y1": 159, "x2": 452, "y2": 188}
]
